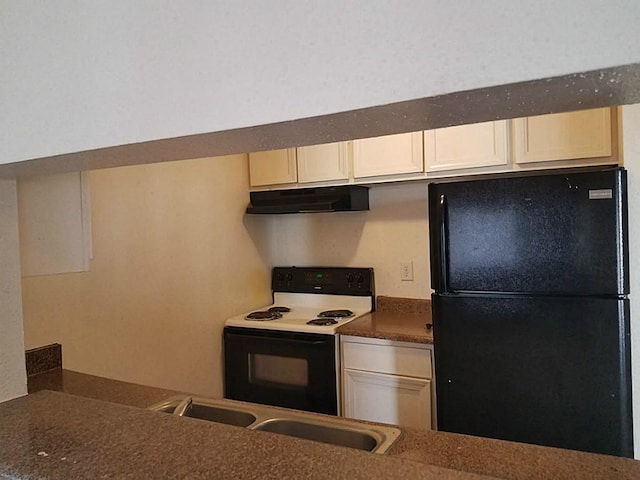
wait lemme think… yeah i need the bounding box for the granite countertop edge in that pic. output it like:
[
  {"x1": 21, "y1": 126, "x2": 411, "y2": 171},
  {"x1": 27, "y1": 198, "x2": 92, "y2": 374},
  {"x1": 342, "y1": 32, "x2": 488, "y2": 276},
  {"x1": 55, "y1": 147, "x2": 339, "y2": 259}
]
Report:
[
  {"x1": 1, "y1": 388, "x2": 495, "y2": 480},
  {"x1": 5, "y1": 369, "x2": 638, "y2": 480}
]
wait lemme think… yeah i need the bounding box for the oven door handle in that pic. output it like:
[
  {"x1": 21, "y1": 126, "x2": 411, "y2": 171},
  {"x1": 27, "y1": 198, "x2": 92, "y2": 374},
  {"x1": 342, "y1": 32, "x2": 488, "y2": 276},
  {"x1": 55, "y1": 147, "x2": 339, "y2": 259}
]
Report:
[{"x1": 226, "y1": 332, "x2": 329, "y2": 346}]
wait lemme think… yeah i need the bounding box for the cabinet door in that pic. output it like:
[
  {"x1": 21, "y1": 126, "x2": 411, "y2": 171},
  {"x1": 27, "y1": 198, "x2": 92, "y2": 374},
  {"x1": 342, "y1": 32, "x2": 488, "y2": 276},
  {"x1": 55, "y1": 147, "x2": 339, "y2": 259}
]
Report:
[
  {"x1": 344, "y1": 369, "x2": 432, "y2": 429},
  {"x1": 297, "y1": 142, "x2": 350, "y2": 183},
  {"x1": 248, "y1": 149, "x2": 297, "y2": 187},
  {"x1": 424, "y1": 120, "x2": 509, "y2": 172},
  {"x1": 352, "y1": 132, "x2": 423, "y2": 178},
  {"x1": 513, "y1": 108, "x2": 612, "y2": 164}
]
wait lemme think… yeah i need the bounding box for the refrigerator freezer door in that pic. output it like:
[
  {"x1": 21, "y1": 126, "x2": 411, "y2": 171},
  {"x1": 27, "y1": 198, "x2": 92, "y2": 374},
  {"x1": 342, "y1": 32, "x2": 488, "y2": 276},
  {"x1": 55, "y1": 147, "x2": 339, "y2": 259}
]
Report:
[
  {"x1": 428, "y1": 168, "x2": 628, "y2": 295},
  {"x1": 432, "y1": 293, "x2": 633, "y2": 457}
]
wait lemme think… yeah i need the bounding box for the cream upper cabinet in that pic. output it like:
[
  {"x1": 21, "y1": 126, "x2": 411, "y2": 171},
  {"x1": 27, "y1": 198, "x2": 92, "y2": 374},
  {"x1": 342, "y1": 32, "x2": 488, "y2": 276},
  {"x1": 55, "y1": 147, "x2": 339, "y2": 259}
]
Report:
[
  {"x1": 248, "y1": 149, "x2": 297, "y2": 187},
  {"x1": 513, "y1": 108, "x2": 612, "y2": 164},
  {"x1": 248, "y1": 108, "x2": 617, "y2": 189},
  {"x1": 297, "y1": 142, "x2": 350, "y2": 183},
  {"x1": 352, "y1": 132, "x2": 423, "y2": 178},
  {"x1": 424, "y1": 120, "x2": 509, "y2": 173}
]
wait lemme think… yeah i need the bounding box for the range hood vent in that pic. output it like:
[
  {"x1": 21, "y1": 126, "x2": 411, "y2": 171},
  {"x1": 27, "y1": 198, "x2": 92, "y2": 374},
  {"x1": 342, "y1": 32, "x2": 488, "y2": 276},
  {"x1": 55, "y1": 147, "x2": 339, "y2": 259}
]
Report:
[{"x1": 246, "y1": 186, "x2": 369, "y2": 214}]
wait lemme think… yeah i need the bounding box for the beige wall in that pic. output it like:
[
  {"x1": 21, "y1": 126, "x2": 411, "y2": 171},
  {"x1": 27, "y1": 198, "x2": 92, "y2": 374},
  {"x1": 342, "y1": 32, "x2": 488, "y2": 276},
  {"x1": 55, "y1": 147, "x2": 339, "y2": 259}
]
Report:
[
  {"x1": 0, "y1": 179, "x2": 27, "y2": 402},
  {"x1": 271, "y1": 183, "x2": 431, "y2": 299},
  {"x1": 20, "y1": 168, "x2": 432, "y2": 399},
  {"x1": 21, "y1": 154, "x2": 273, "y2": 397}
]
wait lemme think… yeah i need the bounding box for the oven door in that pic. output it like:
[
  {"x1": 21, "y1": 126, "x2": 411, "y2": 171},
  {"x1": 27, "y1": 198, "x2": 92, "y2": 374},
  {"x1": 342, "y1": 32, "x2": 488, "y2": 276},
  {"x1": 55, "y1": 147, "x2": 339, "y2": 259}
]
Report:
[{"x1": 223, "y1": 326, "x2": 337, "y2": 415}]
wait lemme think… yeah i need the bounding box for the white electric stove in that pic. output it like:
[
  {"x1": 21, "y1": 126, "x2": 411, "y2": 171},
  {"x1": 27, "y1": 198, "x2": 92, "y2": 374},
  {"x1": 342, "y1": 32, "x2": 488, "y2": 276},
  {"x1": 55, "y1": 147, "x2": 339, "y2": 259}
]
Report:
[
  {"x1": 225, "y1": 292, "x2": 373, "y2": 334},
  {"x1": 223, "y1": 266, "x2": 375, "y2": 415}
]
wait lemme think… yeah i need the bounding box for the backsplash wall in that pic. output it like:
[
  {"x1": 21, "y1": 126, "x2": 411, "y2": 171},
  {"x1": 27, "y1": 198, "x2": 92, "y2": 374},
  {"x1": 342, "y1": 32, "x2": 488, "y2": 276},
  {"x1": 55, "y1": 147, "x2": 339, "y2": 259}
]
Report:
[
  {"x1": 21, "y1": 154, "x2": 273, "y2": 397},
  {"x1": 270, "y1": 182, "x2": 432, "y2": 299},
  {"x1": 19, "y1": 162, "x2": 432, "y2": 399}
]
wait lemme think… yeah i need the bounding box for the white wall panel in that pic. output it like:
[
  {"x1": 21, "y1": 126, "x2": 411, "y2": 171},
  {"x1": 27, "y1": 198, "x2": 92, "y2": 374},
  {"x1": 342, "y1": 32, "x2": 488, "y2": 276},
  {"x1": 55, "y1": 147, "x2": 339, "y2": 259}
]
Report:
[
  {"x1": 18, "y1": 172, "x2": 91, "y2": 276},
  {"x1": 621, "y1": 104, "x2": 640, "y2": 458},
  {"x1": 0, "y1": 180, "x2": 27, "y2": 402}
]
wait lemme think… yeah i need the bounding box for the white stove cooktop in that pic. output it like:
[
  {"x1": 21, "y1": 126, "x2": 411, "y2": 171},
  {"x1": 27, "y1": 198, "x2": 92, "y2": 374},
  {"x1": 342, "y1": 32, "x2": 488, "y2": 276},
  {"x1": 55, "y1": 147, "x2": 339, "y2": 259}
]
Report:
[{"x1": 224, "y1": 292, "x2": 373, "y2": 334}]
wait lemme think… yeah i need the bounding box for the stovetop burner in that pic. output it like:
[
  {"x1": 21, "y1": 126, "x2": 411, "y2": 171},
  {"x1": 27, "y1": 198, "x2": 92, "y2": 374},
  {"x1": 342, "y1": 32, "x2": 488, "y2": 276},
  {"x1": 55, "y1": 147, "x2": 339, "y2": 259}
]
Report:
[
  {"x1": 306, "y1": 318, "x2": 338, "y2": 326},
  {"x1": 227, "y1": 267, "x2": 374, "y2": 333},
  {"x1": 268, "y1": 306, "x2": 291, "y2": 313},
  {"x1": 245, "y1": 311, "x2": 283, "y2": 321},
  {"x1": 318, "y1": 309, "x2": 354, "y2": 318}
]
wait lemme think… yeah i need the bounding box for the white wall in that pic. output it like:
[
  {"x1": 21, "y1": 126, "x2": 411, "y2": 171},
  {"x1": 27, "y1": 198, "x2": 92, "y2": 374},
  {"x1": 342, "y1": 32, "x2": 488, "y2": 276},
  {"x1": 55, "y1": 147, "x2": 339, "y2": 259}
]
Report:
[
  {"x1": 21, "y1": 155, "x2": 273, "y2": 397},
  {"x1": 2, "y1": 2, "x2": 640, "y2": 164},
  {"x1": 622, "y1": 104, "x2": 640, "y2": 458},
  {"x1": 0, "y1": 180, "x2": 27, "y2": 402},
  {"x1": 271, "y1": 183, "x2": 431, "y2": 298}
]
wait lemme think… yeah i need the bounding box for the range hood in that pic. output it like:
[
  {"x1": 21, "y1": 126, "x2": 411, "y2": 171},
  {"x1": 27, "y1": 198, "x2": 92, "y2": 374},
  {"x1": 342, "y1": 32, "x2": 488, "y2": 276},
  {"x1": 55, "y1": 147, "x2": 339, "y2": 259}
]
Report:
[{"x1": 246, "y1": 186, "x2": 369, "y2": 214}]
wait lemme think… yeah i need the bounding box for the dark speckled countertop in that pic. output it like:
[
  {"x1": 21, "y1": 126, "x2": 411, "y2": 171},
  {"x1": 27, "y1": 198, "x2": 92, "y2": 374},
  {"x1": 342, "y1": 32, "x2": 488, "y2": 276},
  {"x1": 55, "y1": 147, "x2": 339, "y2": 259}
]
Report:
[
  {"x1": 336, "y1": 295, "x2": 433, "y2": 343},
  {"x1": 7, "y1": 369, "x2": 639, "y2": 479},
  {"x1": 1, "y1": 390, "x2": 493, "y2": 480},
  {"x1": 27, "y1": 368, "x2": 181, "y2": 407}
]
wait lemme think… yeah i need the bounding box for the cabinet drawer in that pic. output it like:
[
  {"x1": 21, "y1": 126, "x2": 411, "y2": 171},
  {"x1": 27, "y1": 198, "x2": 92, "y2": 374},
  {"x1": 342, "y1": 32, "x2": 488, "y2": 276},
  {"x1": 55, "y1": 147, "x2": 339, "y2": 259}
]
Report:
[
  {"x1": 342, "y1": 339, "x2": 432, "y2": 379},
  {"x1": 343, "y1": 369, "x2": 432, "y2": 429}
]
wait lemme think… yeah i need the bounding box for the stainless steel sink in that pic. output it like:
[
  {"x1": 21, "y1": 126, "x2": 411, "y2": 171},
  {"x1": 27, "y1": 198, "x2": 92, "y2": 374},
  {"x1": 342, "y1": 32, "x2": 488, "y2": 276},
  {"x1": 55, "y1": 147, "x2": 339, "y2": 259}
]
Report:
[
  {"x1": 148, "y1": 395, "x2": 401, "y2": 454},
  {"x1": 253, "y1": 418, "x2": 379, "y2": 452},
  {"x1": 186, "y1": 404, "x2": 257, "y2": 427},
  {"x1": 149, "y1": 396, "x2": 258, "y2": 428}
]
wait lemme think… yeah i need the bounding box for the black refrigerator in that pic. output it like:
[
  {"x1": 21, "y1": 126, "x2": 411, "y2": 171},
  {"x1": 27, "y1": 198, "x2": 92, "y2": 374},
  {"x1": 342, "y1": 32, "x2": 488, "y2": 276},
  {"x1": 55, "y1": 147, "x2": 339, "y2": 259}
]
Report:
[{"x1": 428, "y1": 166, "x2": 633, "y2": 458}]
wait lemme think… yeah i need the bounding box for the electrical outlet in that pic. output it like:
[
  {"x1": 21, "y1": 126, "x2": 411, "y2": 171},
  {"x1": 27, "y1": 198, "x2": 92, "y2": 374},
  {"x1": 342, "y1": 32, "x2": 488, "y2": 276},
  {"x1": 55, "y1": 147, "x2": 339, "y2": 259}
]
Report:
[{"x1": 401, "y1": 261, "x2": 414, "y2": 281}]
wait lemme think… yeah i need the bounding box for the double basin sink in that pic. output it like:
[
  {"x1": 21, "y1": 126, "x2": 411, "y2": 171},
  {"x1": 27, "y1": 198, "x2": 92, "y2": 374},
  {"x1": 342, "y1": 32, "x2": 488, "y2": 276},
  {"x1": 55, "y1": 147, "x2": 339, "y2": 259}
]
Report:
[{"x1": 149, "y1": 395, "x2": 401, "y2": 454}]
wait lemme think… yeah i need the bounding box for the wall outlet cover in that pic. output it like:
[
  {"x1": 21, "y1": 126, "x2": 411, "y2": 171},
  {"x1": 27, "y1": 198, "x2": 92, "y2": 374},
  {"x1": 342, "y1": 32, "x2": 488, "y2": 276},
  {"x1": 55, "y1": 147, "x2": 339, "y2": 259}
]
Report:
[{"x1": 401, "y1": 261, "x2": 414, "y2": 281}]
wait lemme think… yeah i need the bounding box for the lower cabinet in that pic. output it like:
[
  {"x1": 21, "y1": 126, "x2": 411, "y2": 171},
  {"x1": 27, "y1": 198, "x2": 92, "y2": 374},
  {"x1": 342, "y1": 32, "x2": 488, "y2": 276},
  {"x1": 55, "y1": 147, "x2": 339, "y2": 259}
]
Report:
[
  {"x1": 340, "y1": 335, "x2": 435, "y2": 430},
  {"x1": 343, "y1": 369, "x2": 432, "y2": 429}
]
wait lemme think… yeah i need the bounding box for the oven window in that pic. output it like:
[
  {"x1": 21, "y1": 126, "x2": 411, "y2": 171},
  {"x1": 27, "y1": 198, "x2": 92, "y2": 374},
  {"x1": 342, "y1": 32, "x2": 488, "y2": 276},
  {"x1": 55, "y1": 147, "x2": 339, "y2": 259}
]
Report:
[{"x1": 250, "y1": 354, "x2": 309, "y2": 387}]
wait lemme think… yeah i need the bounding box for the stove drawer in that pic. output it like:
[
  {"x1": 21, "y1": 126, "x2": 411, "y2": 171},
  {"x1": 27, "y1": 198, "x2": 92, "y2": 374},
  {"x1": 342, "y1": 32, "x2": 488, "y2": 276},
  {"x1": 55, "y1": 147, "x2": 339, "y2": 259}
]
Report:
[{"x1": 341, "y1": 336, "x2": 432, "y2": 379}]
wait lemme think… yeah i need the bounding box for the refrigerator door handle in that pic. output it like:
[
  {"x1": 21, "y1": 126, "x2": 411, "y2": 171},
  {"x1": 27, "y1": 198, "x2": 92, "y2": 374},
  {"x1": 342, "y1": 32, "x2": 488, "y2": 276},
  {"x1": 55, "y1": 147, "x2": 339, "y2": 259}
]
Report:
[{"x1": 439, "y1": 194, "x2": 449, "y2": 292}]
